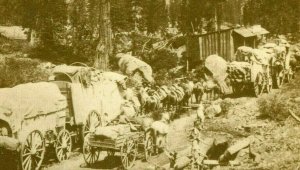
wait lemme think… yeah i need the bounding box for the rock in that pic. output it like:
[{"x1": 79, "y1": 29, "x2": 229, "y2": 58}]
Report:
[
  {"x1": 174, "y1": 156, "x2": 191, "y2": 169},
  {"x1": 205, "y1": 104, "x2": 222, "y2": 118},
  {"x1": 234, "y1": 148, "x2": 250, "y2": 162},
  {"x1": 219, "y1": 137, "x2": 252, "y2": 163},
  {"x1": 293, "y1": 97, "x2": 300, "y2": 103},
  {"x1": 214, "y1": 136, "x2": 229, "y2": 146}
]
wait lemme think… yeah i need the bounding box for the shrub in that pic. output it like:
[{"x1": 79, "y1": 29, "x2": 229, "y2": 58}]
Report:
[
  {"x1": 220, "y1": 98, "x2": 235, "y2": 116},
  {"x1": 0, "y1": 57, "x2": 49, "y2": 88},
  {"x1": 257, "y1": 93, "x2": 290, "y2": 121},
  {"x1": 0, "y1": 35, "x2": 28, "y2": 54}
]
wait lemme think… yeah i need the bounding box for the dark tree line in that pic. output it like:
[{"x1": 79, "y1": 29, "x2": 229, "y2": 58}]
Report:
[
  {"x1": 243, "y1": 0, "x2": 299, "y2": 34},
  {"x1": 0, "y1": 0, "x2": 298, "y2": 67}
]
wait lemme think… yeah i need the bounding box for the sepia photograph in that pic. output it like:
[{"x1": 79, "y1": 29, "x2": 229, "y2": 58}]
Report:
[{"x1": 0, "y1": 0, "x2": 299, "y2": 169}]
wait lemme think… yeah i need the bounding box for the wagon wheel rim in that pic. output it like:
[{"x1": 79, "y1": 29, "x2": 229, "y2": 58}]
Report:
[
  {"x1": 21, "y1": 130, "x2": 45, "y2": 170},
  {"x1": 254, "y1": 74, "x2": 262, "y2": 97},
  {"x1": 84, "y1": 110, "x2": 101, "y2": 137},
  {"x1": 144, "y1": 136, "x2": 154, "y2": 161},
  {"x1": 276, "y1": 73, "x2": 283, "y2": 88},
  {"x1": 82, "y1": 141, "x2": 100, "y2": 165},
  {"x1": 266, "y1": 77, "x2": 272, "y2": 93},
  {"x1": 121, "y1": 137, "x2": 137, "y2": 169},
  {"x1": 286, "y1": 74, "x2": 290, "y2": 83},
  {"x1": 55, "y1": 129, "x2": 72, "y2": 162}
]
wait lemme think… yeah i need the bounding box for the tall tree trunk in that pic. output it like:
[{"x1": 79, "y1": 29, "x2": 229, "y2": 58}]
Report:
[
  {"x1": 95, "y1": 0, "x2": 113, "y2": 71},
  {"x1": 147, "y1": 0, "x2": 155, "y2": 33}
]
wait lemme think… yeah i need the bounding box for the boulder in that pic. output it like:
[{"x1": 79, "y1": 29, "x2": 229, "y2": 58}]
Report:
[{"x1": 205, "y1": 104, "x2": 222, "y2": 118}]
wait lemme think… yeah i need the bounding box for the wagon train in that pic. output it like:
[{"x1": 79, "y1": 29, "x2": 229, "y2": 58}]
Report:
[
  {"x1": 0, "y1": 63, "x2": 128, "y2": 170},
  {"x1": 0, "y1": 82, "x2": 69, "y2": 170}
]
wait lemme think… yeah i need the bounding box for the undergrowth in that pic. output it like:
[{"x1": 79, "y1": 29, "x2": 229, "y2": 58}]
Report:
[
  {"x1": 0, "y1": 56, "x2": 49, "y2": 88},
  {"x1": 257, "y1": 93, "x2": 290, "y2": 121}
]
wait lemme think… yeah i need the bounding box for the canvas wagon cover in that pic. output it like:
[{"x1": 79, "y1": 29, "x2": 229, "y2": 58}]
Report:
[
  {"x1": 205, "y1": 55, "x2": 232, "y2": 94},
  {"x1": 71, "y1": 79, "x2": 124, "y2": 126},
  {"x1": 0, "y1": 82, "x2": 67, "y2": 133}
]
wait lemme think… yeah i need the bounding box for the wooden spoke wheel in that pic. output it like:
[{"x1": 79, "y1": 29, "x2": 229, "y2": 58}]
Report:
[
  {"x1": 55, "y1": 129, "x2": 72, "y2": 162},
  {"x1": 120, "y1": 137, "x2": 137, "y2": 169},
  {"x1": 107, "y1": 150, "x2": 115, "y2": 157},
  {"x1": 83, "y1": 110, "x2": 101, "y2": 137},
  {"x1": 82, "y1": 141, "x2": 101, "y2": 166},
  {"x1": 276, "y1": 73, "x2": 284, "y2": 88},
  {"x1": 253, "y1": 74, "x2": 262, "y2": 97},
  {"x1": 266, "y1": 77, "x2": 272, "y2": 93},
  {"x1": 285, "y1": 71, "x2": 292, "y2": 83},
  {"x1": 20, "y1": 130, "x2": 45, "y2": 170},
  {"x1": 144, "y1": 136, "x2": 155, "y2": 161}
]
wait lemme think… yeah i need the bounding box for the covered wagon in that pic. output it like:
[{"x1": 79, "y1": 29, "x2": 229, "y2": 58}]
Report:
[
  {"x1": 228, "y1": 48, "x2": 271, "y2": 96},
  {"x1": 261, "y1": 43, "x2": 292, "y2": 88},
  {"x1": 0, "y1": 82, "x2": 68, "y2": 170}
]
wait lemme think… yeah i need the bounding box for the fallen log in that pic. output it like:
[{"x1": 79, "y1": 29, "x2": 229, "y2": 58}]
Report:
[
  {"x1": 219, "y1": 137, "x2": 252, "y2": 163},
  {"x1": 174, "y1": 156, "x2": 191, "y2": 169},
  {"x1": 203, "y1": 160, "x2": 240, "y2": 166},
  {"x1": 203, "y1": 160, "x2": 219, "y2": 165},
  {"x1": 289, "y1": 109, "x2": 300, "y2": 122},
  {"x1": 0, "y1": 136, "x2": 20, "y2": 151}
]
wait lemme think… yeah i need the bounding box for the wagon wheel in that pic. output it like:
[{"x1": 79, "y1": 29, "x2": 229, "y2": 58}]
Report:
[
  {"x1": 20, "y1": 130, "x2": 45, "y2": 170},
  {"x1": 285, "y1": 70, "x2": 292, "y2": 83},
  {"x1": 120, "y1": 137, "x2": 137, "y2": 169},
  {"x1": 55, "y1": 129, "x2": 72, "y2": 162},
  {"x1": 276, "y1": 72, "x2": 284, "y2": 88},
  {"x1": 144, "y1": 136, "x2": 155, "y2": 161},
  {"x1": 83, "y1": 110, "x2": 101, "y2": 137},
  {"x1": 253, "y1": 73, "x2": 262, "y2": 97},
  {"x1": 266, "y1": 77, "x2": 272, "y2": 93},
  {"x1": 82, "y1": 141, "x2": 101, "y2": 166}
]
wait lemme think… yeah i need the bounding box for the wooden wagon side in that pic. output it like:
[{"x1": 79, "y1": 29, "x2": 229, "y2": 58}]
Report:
[{"x1": 83, "y1": 131, "x2": 145, "y2": 169}]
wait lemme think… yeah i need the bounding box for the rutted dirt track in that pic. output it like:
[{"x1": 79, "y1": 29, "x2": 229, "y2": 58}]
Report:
[{"x1": 44, "y1": 73, "x2": 300, "y2": 170}]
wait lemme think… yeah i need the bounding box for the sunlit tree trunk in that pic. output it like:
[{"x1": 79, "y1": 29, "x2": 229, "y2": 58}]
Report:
[{"x1": 94, "y1": 0, "x2": 113, "y2": 71}]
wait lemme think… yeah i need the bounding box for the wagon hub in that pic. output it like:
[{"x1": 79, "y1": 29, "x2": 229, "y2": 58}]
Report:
[
  {"x1": 62, "y1": 141, "x2": 68, "y2": 149},
  {"x1": 30, "y1": 147, "x2": 37, "y2": 155}
]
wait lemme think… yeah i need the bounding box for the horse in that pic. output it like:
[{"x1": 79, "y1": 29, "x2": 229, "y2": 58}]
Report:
[
  {"x1": 193, "y1": 81, "x2": 204, "y2": 103},
  {"x1": 179, "y1": 80, "x2": 194, "y2": 106},
  {"x1": 203, "y1": 79, "x2": 220, "y2": 101}
]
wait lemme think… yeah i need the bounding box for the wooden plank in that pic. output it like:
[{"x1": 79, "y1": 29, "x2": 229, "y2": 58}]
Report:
[
  {"x1": 203, "y1": 160, "x2": 219, "y2": 165},
  {"x1": 209, "y1": 34, "x2": 212, "y2": 55},
  {"x1": 202, "y1": 37, "x2": 207, "y2": 60},
  {"x1": 216, "y1": 32, "x2": 219, "y2": 55},
  {"x1": 221, "y1": 32, "x2": 225, "y2": 58},
  {"x1": 199, "y1": 37, "x2": 202, "y2": 60},
  {"x1": 212, "y1": 33, "x2": 216, "y2": 54},
  {"x1": 225, "y1": 32, "x2": 229, "y2": 61}
]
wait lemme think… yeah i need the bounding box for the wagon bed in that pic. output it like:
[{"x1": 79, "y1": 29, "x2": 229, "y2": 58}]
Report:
[
  {"x1": 87, "y1": 131, "x2": 143, "y2": 150},
  {"x1": 83, "y1": 123, "x2": 154, "y2": 170}
]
